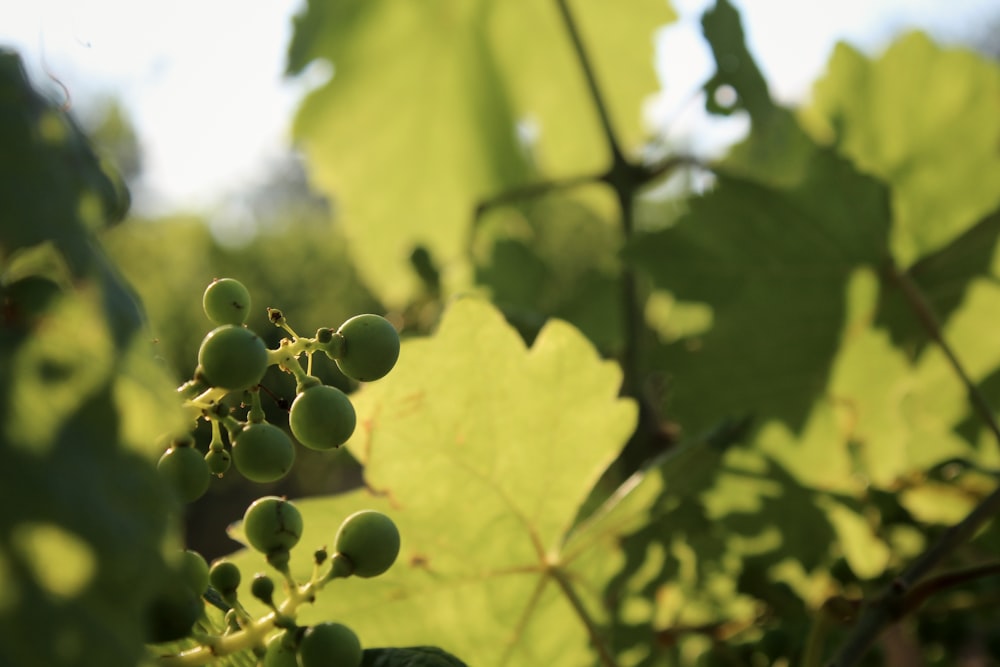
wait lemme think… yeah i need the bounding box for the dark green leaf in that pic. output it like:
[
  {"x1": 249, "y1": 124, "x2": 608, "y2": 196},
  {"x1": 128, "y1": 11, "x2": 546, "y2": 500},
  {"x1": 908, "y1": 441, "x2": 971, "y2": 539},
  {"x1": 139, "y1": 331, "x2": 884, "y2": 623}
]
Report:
[
  {"x1": 361, "y1": 646, "x2": 469, "y2": 667},
  {"x1": 0, "y1": 49, "x2": 186, "y2": 667}
]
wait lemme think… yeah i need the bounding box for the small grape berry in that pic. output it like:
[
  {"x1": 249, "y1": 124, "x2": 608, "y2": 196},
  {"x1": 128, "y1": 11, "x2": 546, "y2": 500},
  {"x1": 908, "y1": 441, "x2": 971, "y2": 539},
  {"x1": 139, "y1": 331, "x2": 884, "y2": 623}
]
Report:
[
  {"x1": 242, "y1": 496, "x2": 304, "y2": 555},
  {"x1": 197, "y1": 325, "x2": 269, "y2": 391},
  {"x1": 232, "y1": 422, "x2": 295, "y2": 483},
  {"x1": 177, "y1": 549, "x2": 210, "y2": 597},
  {"x1": 298, "y1": 623, "x2": 362, "y2": 667},
  {"x1": 157, "y1": 445, "x2": 210, "y2": 503},
  {"x1": 205, "y1": 448, "x2": 232, "y2": 476},
  {"x1": 333, "y1": 314, "x2": 400, "y2": 382},
  {"x1": 203, "y1": 278, "x2": 252, "y2": 325},
  {"x1": 289, "y1": 384, "x2": 356, "y2": 450},
  {"x1": 263, "y1": 630, "x2": 300, "y2": 667},
  {"x1": 209, "y1": 560, "x2": 241, "y2": 599},
  {"x1": 334, "y1": 510, "x2": 400, "y2": 578},
  {"x1": 144, "y1": 585, "x2": 202, "y2": 644},
  {"x1": 250, "y1": 573, "x2": 276, "y2": 607}
]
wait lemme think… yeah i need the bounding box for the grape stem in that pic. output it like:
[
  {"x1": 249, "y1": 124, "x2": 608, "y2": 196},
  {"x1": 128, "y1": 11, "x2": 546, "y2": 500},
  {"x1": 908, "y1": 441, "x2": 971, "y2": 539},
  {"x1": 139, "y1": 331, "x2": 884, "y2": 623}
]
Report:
[
  {"x1": 178, "y1": 335, "x2": 322, "y2": 419},
  {"x1": 153, "y1": 561, "x2": 350, "y2": 666},
  {"x1": 247, "y1": 388, "x2": 266, "y2": 424},
  {"x1": 208, "y1": 420, "x2": 224, "y2": 453}
]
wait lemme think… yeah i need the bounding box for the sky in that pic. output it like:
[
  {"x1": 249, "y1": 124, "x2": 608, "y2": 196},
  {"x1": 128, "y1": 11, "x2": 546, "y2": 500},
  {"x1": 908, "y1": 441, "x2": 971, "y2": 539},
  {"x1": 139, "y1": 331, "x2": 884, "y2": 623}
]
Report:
[{"x1": 1, "y1": 0, "x2": 996, "y2": 215}]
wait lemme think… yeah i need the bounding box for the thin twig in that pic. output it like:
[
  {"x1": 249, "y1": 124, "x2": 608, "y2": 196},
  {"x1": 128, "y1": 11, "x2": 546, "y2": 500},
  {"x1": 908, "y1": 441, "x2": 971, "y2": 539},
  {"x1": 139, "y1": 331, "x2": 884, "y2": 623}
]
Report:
[
  {"x1": 887, "y1": 265, "x2": 1000, "y2": 444},
  {"x1": 554, "y1": 0, "x2": 624, "y2": 162},
  {"x1": 905, "y1": 561, "x2": 1000, "y2": 612},
  {"x1": 475, "y1": 172, "x2": 605, "y2": 218}
]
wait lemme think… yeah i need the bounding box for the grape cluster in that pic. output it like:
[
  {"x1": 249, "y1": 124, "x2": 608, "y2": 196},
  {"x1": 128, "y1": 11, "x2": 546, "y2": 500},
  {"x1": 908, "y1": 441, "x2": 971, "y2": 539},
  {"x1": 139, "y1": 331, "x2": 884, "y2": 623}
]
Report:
[
  {"x1": 149, "y1": 280, "x2": 405, "y2": 665},
  {"x1": 157, "y1": 278, "x2": 400, "y2": 502},
  {"x1": 152, "y1": 497, "x2": 400, "y2": 667}
]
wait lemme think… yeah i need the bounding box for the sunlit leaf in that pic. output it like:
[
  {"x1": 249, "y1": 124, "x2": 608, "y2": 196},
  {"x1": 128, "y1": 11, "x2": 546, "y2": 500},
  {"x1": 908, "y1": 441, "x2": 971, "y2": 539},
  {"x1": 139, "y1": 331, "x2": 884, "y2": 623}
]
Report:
[
  {"x1": 229, "y1": 298, "x2": 637, "y2": 665},
  {"x1": 802, "y1": 32, "x2": 1000, "y2": 266},
  {"x1": 626, "y1": 145, "x2": 890, "y2": 435},
  {"x1": 287, "y1": 0, "x2": 672, "y2": 306}
]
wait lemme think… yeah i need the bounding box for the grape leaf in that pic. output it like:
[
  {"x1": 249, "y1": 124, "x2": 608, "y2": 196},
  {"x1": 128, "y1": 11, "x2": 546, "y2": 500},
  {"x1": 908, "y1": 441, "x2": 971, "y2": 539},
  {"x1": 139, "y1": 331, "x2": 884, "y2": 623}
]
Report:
[
  {"x1": 472, "y1": 186, "x2": 624, "y2": 351},
  {"x1": 362, "y1": 646, "x2": 469, "y2": 667},
  {"x1": 286, "y1": 0, "x2": 672, "y2": 306},
  {"x1": 228, "y1": 297, "x2": 638, "y2": 665},
  {"x1": 620, "y1": 3, "x2": 1000, "y2": 605},
  {"x1": 626, "y1": 145, "x2": 890, "y2": 435},
  {"x1": 0, "y1": 50, "x2": 186, "y2": 667},
  {"x1": 801, "y1": 32, "x2": 1000, "y2": 266},
  {"x1": 873, "y1": 209, "x2": 1000, "y2": 359}
]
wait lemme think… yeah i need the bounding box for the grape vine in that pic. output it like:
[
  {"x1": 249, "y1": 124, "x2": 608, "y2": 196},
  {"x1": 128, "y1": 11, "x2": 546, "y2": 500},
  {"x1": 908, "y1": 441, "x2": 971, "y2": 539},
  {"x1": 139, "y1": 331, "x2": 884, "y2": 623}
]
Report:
[
  {"x1": 163, "y1": 278, "x2": 400, "y2": 498},
  {"x1": 146, "y1": 279, "x2": 428, "y2": 666}
]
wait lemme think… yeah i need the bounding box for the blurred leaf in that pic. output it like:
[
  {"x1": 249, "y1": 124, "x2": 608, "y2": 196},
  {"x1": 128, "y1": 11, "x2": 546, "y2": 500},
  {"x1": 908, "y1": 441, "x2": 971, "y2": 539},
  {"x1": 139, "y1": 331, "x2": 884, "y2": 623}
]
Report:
[
  {"x1": 473, "y1": 187, "x2": 624, "y2": 350},
  {"x1": 0, "y1": 50, "x2": 185, "y2": 667},
  {"x1": 0, "y1": 51, "x2": 132, "y2": 291},
  {"x1": 871, "y1": 209, "x2": 1000, "y2": 389},
  {"x1": 802, "y1": 32, "x2": 1000, "y2": 266},
  {"x1": 626, "y1": 145, "x2": 890, "y2": 435},
  {"x1": 287, "y1": 0, "x2": 672, "y2": 306},
  {"x1": 361, "y1": 646, "x2": 469, "y2": 667}
]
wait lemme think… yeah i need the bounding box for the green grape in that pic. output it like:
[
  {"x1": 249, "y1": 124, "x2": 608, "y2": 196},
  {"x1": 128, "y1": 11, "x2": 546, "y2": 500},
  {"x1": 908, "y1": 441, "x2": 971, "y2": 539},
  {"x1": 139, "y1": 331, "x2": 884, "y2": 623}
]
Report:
[
  {"x1": 203, "y1": 277, "x2": 252, "y2": 325},
  {"x1": 209, "y1": 560, "x2": 241, "y2": 597},
  {"x1": 289, "y1": 384, "x2": 356, "y2": 450},
  {"x1": 263, "y1": 630, "x2": 300, "y2": 667},
  {"x1": 232, "y1": 422, "x2": 295, "y2": 483},
  {"x1": 242, "y1": 496, "x2": 304, "y2": 554},
  {"x1": 197, "y1": 324, "x2": 269, "y2": 391},
  {"x1": 177, "y1": 549, "x2": 210, "y2": 597},
  {"x1": 205, "y1": 448, "x2": 231, "y2": 476},
  {"x1": 297, "y1": 623, "x2": 362, "y2": 667},
  {"x1": 250, "y1": 573, "x2": 276, "y2": 606},
  {"x1": 334, "y1": 510, "x2": 400, "y2": 578},
  {"x1": 157, "y1": 445, "x2": 210, "y2": 503},
  {"x1": 144, "y1": 585, "x2": 202, "y2": 644},
  {"x1": 334, "y1": 314, "x2": 400, "y2": 382}
]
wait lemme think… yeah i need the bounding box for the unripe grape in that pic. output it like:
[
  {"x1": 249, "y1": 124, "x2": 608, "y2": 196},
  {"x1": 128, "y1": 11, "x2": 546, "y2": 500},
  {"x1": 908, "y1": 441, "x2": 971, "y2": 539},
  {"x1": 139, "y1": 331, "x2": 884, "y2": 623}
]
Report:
[
  {"x1": 250, "y1": 573, "x2": 276, "y2": 607},
  {"x1": 232, "y1": 422, "x2": 295, "y2": 483},
  {"x1": 203, "y1": 278, "x2": 252, "y2": 325},
  {"x1": 334, "y1": 510, "x2": 400, "y2": 578},
  {"x1": 297, "y1": 623, "x2": 362, "y2": 667},
  {"x1": 209, "y1": 560, "x2": 241, "y2": 597},
  {"x1": 205, "y1": 448, "x2": 231, "y2": 476},
  {"x1": 334, "y1": 314, "x2": 400, "y2": 382},
  {"x1": 289, "y1": 384, "x2": 356, "y2": 450},
  {"x1": 242, "y1": 496, "x2": 304, "y2": 555},
  {"x1": 263, "y1": 630, "x2": 299, "y2": 667},
  {"x1": 197, "y1": 325, "x2": 269, "y2": 391},
  {"x1": 157, "y1": 445, "x2": 210, "y2": 503},
  {"x1": 144, "y1": 585, "x2": 202, "y2": 644},
  {"x1": 178, "y1": 549, "x2": 210, "y2": 597}
]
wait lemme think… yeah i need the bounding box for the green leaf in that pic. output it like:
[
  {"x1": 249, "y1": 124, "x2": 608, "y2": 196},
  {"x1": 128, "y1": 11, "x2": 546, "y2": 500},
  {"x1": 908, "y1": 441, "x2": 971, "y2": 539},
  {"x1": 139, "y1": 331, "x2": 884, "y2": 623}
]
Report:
[
  {"x1": 802, "y1": 32, "x2": 1000, "y2": 266},
  {"x1": 229, "y1": 298, "x2": 638, "y2": 665},
  {"x1": 0, "y1": 50, "x2": 186, "y2": 667},
  {"x1": 472, "y1": 187, "x2": 624, "y2": 351},
  {"x1": 700, "y1": 0, "x2": 771, "y2": 121},
  {"x1": 362, "y1": 646, "x2": 469, "y2": 667},
  {"x1": 626, "y1": 146, "x2": 890, "y2": 435},
  {"x1": 872, "y1": 209, "x2": 1000, "y2": 367},
  {"x1": 287, "y1": 0, "x2": 672, "y2": 306}
]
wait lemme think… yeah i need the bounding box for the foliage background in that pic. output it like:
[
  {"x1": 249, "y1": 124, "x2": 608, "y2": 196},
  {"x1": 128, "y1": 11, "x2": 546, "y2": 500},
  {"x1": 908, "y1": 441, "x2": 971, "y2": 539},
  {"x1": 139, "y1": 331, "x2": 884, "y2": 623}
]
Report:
[{"x1": 2, "y1": 0, "x2": 1000, "y2": 666}]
